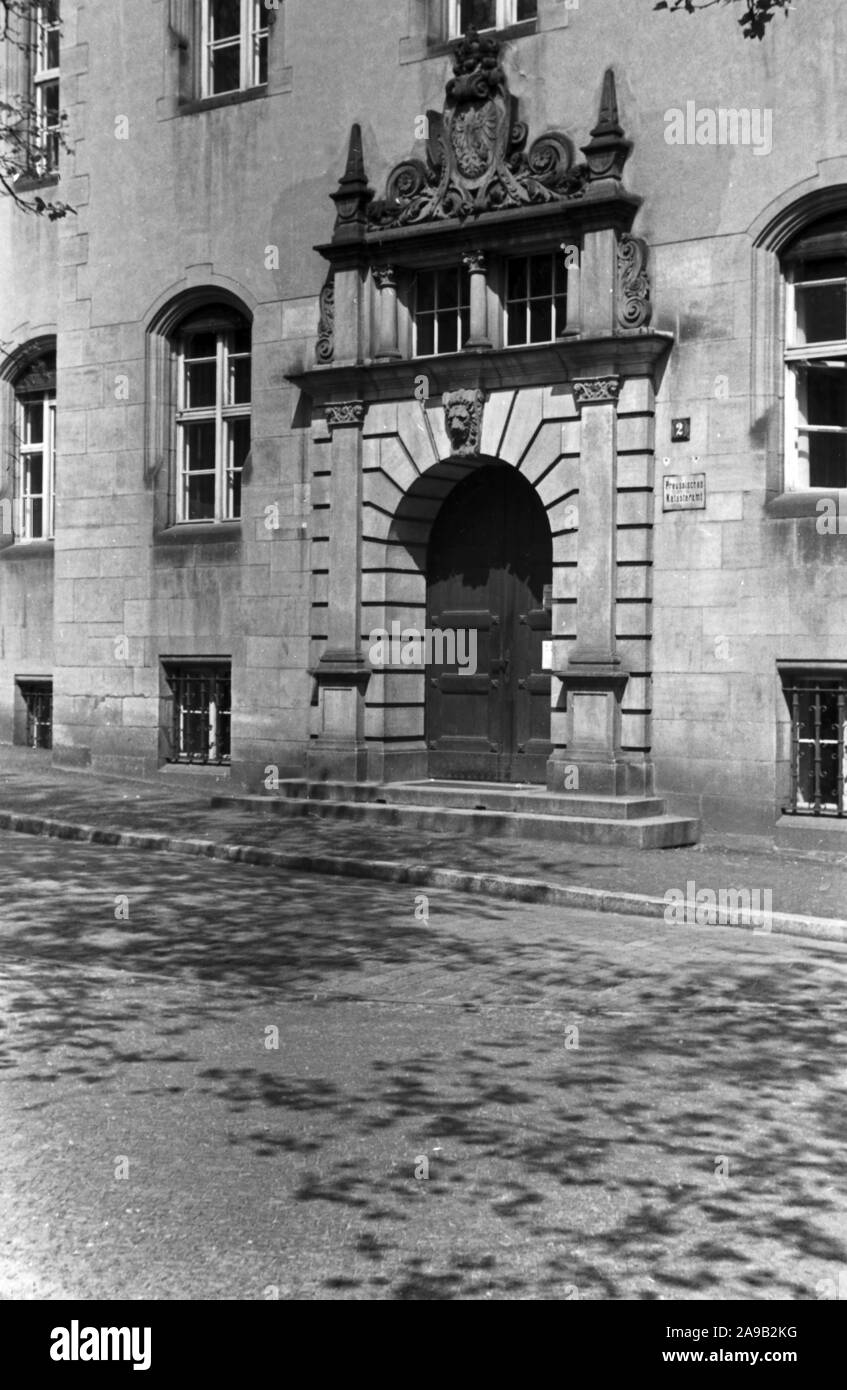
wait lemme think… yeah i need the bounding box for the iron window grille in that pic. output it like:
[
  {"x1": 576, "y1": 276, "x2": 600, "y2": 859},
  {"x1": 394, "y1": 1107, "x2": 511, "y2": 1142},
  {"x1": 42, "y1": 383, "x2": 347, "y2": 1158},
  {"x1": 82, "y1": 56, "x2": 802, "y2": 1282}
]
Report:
[
  {"x1": 413, "y1": 266, "x2": 471, "y2": 357},
  {"x1": 18, "y1": 680, "x2": 53, "y2": 749},
  {"x1": 448, "y1": 0, "x2": 537, "y2": 37},
  {"x1": 32, "y1": 1, "x2": 61, "y2": 176},
  {"x1": 174, "y1": 311, "x2": 251, "y2": 523},
  {"x1": 782, "y1": 677, "x2": 847, "y2": 817},
  {"x1": 164, "y1": 663, "x2": 231, "y2": 766},
  {"x1": 200, "y1": 0, "x2": 269, "y2": 98},
  {"x1": 505, "y1": 252, "x2": 568, "y2": 345}
]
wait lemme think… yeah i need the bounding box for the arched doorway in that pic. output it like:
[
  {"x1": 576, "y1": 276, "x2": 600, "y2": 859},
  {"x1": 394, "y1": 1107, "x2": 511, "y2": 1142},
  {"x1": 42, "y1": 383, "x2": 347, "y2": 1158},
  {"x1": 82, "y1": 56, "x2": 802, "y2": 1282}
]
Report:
[{"x1": 426, "y1": 463, "x2": 552, "y2": 783}]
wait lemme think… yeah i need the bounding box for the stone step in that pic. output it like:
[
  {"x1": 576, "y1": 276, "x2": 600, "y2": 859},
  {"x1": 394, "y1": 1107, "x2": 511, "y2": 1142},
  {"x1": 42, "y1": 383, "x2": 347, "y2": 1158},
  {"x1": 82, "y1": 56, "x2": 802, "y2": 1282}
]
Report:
[
  {"x1": 212, "y1": 792, "x2": 700, "y2": 849},
  {"x1": 264, "y1": 779, "x2": 668, "y2": 821}
]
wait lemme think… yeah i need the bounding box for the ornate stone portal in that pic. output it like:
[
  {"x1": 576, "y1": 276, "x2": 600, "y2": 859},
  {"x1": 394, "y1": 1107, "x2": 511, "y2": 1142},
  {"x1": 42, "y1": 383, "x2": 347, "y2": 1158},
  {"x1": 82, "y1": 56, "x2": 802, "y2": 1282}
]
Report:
[{"x1": 291, "y1": 32, "x2": 672, "y2": 794}]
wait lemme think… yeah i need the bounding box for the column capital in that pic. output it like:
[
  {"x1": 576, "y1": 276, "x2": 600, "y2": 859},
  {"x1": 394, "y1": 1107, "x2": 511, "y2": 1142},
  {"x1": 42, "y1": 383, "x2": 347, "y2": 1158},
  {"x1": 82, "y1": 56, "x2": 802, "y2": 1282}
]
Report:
[
  {"x1": 462, "y1": 250, "x2": 487, "y2": 275},
  {"x1": 372, "y1": 264, "x2": 397, "y2": 290},
  {"x1": 572, "y1": 377, "x2": 621, "y2": 410}
]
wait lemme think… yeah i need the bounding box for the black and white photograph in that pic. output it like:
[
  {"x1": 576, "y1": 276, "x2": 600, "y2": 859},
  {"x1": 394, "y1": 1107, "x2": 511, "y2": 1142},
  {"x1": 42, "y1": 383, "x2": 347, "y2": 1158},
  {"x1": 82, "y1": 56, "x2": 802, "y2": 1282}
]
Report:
[{"x1": 0, "y1": 0, "x2": 845, "y2": 1344}]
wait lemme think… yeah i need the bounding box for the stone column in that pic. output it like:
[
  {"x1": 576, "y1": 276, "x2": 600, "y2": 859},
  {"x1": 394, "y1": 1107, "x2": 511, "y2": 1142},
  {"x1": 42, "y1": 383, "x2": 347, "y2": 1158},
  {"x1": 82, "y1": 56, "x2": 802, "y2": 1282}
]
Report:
[
  {"x1": 548, "y1": 376, "x2": 632, "y2": 796},
  {"x1": 570, "y1": 379, "x2": 620, "y2": 666},
  {"x1": 463, "y1": 251, "x2": 491, "y2": 349},
  {"x1": 373, "y1": 265, "x2": 401, "y2": 360},
  {"x1": 308, "y1": 400, "x2": 370, "y2": 783},
  {"x1": 579, "y1": 228, "x2": 618, "y2": 336}
]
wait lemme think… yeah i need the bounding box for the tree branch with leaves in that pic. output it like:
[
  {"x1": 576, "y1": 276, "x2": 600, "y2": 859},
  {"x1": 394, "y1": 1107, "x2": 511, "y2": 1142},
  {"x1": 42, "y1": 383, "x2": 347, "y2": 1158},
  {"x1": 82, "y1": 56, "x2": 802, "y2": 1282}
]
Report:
[
  {"x1": 654, "y1": 0, "x2": 794, "y2": 40},
  {"x1": 0, "y1": 0, "x2": 73, "y2": 218}
]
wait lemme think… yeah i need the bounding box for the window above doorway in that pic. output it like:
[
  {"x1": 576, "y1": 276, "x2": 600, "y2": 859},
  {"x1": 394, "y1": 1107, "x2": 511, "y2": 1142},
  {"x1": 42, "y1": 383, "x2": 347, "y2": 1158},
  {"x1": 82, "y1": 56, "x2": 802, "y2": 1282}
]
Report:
[{"x1": 447, "y1": 0, "x2": 537, "y2": 37}]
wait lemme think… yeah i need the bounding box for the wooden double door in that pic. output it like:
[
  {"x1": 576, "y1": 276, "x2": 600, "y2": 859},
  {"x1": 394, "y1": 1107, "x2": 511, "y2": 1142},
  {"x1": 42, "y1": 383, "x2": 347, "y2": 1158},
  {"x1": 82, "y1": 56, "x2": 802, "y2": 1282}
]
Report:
[{"x1": 426, "y1": 463, "x2": 552, "y2": 783}]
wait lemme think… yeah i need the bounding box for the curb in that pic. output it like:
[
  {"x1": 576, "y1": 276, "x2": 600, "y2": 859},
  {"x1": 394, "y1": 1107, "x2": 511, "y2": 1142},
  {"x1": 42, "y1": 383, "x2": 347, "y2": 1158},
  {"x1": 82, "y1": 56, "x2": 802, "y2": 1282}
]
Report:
[{"x1": 1, "y1": 808, "x2": 846, "y2": 945}]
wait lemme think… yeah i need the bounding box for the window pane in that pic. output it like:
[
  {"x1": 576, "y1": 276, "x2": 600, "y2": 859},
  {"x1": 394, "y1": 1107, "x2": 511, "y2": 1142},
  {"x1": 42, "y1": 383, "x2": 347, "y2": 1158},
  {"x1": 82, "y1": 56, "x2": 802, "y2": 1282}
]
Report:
[
  {"x1": 507, "y1": 257, "x2": 527, "y2": 301},
  {"x1": 230, "y1": 324, "x2": 251, "y2": 355},
  {"x1": 795, "y1": 283, "x2": 847, "y2": 345},
  {"x1": 227, "y1": 469, "x2": 242, "y2": 520},
  {"x1": 186, "y1": 472, "x2": 216, "y2": 521},
  {"x1": 529, "y1": 297, "x2": 553, "y2": 343},
  {"x1": 808, "y1": 433, "x2": 847, "y2": 489},
  {"x1": 210, "y1": 0, "x2": 240, "y2": 39},
  {"x1": 45, "y1": 27, "x2": 60, "y2": 69},
  {"x1": 254, "y1": 33, "x2": 268, "y2": 85},
  {"x1": 228, "y1": 356, "x2": 251, "y2": 405},
  {"x1": 183, "y1": 420, "x2": 216, "y2": 471},
  {"x1": 517, "y1": 0, "x2": 537, "y2": 19},
  {"x1": 437, "y1": 310, "x2": 458, "y2": 354},
  {"x1": 416, "y1": 314, "x2": 435, "y2": 356},
  {"x1": 31, "y1": 498, "x2": 44, "y2": 538},
  {"x1": 529, "y1": 254, "x2": 553, "y2": 299},
  {"x1": 184, "y1": 330, "x2": 217, "y2": 360},
  {"x1": 416, "y1": 272, "x2": 435, "y2": 314},
  {"x1": 438, "y1": 267, "x2": 460, "y2": 307},
  {"x1": 805, "y1": 365, "x2": 847, "y2": 429},
  {"x1": 553, "y1": 292, "x2": 568, "y2": 336},
  {"x1": 506, "y1": 307, "x2": 527, "y2": 347},
  {"x1": 25, "y1": 454, "x2": 44, "y2": 494},
  {"x1": 211, "y1": 42, "x2": 241, "y2": 94},
  {"x1": 23, "y1": 403, "x2": 44, "y2": 445},
  {"x1": 461, "y1": 0, "x2": 496, "y2": 30},
  {"x1": 795, "y1": 256, "x2": 847, "y2": 283},
  {"x1": 185, "y1": 360, "x2": 217, "y2": 409},
  {"x1": 228, "y1": 417, "x2": 251, "y2": 471}
]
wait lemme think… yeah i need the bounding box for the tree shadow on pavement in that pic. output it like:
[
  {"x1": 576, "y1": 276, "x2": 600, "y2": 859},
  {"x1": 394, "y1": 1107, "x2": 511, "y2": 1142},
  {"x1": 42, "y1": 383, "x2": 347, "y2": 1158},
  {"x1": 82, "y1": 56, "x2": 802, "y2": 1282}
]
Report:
[{"x1": 1, "y1": 835, "x2": 846, "y2": 1300}]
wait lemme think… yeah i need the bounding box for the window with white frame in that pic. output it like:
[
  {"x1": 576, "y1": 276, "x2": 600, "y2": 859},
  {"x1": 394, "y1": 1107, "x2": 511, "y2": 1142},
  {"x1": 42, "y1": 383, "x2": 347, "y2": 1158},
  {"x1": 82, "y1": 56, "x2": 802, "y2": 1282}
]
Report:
[
  {"x1": 413, "y1": 266, "x2": 471, "y2": 356},
  {"x1": 200, "y1": 0, "x2": 268, "y2": 98},
  {"x1": 505, "y1": 252, "x2": 568, "y2": 345},
  {"x1": 448, "y1": 0, "x2": 537, "y2": 37},
  {"x1": 784, "y1": 220, "x2": 847, "y2": 491},
  {"x1": 174, "y1": 309, "x2": 251, "y2": 523},
  {"x1": 15, "y1": 352, "x2": 56, "y2": 542},
  {"x1": 32, "y1": 0, "x2": 61, "y2": 175}
]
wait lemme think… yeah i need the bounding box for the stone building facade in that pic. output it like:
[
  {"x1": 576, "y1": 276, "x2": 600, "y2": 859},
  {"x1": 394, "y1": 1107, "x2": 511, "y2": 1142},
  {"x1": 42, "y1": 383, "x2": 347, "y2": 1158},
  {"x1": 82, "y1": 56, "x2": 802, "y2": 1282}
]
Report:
[{"x1": 1, "y1": 0, "x2": 846, "y2": 842}]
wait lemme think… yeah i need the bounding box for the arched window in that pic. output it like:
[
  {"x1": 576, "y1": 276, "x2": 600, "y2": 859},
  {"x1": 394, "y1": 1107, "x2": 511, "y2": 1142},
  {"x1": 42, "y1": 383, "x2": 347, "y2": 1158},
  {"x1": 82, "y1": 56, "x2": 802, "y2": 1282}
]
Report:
[
  {"x1": 171, "y1": 305, "x2": 251, "y2": 523},
  {"x1": 13, "y1": 346, "x2": 56, "y2": 541},
  {"x1": 783, "y1": 212, "x2": 847, "y2": 492}
]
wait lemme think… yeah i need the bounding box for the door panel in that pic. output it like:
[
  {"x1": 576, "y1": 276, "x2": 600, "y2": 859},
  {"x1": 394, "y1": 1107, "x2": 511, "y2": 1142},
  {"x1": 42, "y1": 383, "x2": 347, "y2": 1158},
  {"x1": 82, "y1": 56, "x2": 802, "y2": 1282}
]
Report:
[{"x1": 426, "y1": 464, "x2": 552, "y2": 783}]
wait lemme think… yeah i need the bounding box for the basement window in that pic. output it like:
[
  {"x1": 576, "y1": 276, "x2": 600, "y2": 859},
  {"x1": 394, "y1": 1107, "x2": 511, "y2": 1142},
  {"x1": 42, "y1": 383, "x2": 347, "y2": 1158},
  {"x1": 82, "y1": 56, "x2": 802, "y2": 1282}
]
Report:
[
  {"x1": 781, "y1": 673, "x2": 847, "y2": 817},
  {"x1": 17, "y1": 679, "x2": 53, "y2": 749},
  {"x1": 163, "y1": 661, "x2": 231, "y2": 765}
]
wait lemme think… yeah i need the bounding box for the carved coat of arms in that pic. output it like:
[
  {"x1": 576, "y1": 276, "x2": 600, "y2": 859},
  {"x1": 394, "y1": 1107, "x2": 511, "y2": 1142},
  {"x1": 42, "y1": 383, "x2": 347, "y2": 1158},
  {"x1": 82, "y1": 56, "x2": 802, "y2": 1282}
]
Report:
[{"x1": 370, "y1": 28, "x2": 585, "y2": 226}]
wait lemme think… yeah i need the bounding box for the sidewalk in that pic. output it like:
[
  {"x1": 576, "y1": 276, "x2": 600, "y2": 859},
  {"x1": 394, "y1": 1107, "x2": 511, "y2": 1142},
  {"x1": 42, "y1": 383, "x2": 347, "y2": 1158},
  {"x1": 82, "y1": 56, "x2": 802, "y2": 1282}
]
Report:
[{"x1": 1, "y1": 748, "x2": 845, "y2": 940}]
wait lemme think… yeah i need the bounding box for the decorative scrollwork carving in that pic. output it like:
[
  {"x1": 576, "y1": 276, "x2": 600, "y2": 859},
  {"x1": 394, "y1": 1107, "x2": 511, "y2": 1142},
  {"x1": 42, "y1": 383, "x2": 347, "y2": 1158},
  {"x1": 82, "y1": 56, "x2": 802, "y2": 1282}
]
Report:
[
  {"x1": 617, "y1": 235, "x2": 652, "y2": 330},
  {"x1": 572, "y1": 378, "x2": 621, "y2": 408},
  {"x1": 326, "y1": 400, "x2": 365, "y2": 428},
  {"x1": 315, "y1": 274, "x2": 335, "y2": 364}
]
